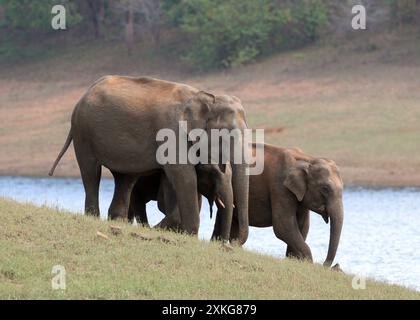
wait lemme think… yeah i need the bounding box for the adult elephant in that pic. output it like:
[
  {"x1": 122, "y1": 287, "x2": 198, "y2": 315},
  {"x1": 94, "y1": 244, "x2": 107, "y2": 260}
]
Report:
[
  {"x1": 48, "y1": 76, "x2": 249, "y2": 242},
  {"x1": 129, "y1": 163, "x2": 234, "y2": 242},
  {"x1": 212, "y1": 143, "x2": 344, "y2": 267}
]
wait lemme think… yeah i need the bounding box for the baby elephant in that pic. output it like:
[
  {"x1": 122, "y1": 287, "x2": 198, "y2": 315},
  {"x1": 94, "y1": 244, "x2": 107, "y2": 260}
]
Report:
[
  {"x1": 129, "y1": 163, "x2": 234, "y2": 241},
  {"x1": 213, "y1": 143, "x2": 344, "y2": 266}
]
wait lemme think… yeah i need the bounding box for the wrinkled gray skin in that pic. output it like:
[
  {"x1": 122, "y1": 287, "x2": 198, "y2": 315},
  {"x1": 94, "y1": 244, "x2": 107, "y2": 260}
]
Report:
[
  {"x1": 49, "y1": 76, "x2": 249, "y2": 242},
  {"x1": 130, "y1": 163, "x2": 234, "y2": 242},
  {"x1": 212, "y1": 143, "x2": 344, "y2": 267}
]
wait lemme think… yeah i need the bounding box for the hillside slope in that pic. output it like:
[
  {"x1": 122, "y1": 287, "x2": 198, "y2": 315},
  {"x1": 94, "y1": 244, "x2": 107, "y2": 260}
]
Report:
[
  {"x1": 0, "y1": 198, "x2": 419, "y2": 299},
  {"x1": 1, "y1": 28, "x2": 420, "y2": 186}
]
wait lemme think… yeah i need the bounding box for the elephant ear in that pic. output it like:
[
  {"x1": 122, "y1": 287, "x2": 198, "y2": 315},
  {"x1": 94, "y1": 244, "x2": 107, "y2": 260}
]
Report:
[
  {"x1": 196, "y1": 163, "x2": 226, "y2": 185},
  {"x1": 284, "y1": 163, "x2": 308, "y2": 202},
  {"x1": 197, "y1": 91, "x2": 216, "y2": 105},
  {"x1": 181, "y1": 91, "x2": 215, "y2": 131}
]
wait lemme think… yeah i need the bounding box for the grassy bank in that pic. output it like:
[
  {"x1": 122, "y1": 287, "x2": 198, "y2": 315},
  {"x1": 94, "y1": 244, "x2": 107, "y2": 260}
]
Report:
[
  {"x1": 1, "y1": 28, "x2": 420, "y2": 186},
  {"x1": 0, "y1": 198, "x2": 418, "y2": 299}
]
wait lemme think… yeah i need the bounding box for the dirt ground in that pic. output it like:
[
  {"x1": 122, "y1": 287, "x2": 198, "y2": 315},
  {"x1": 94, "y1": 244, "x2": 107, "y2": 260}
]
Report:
[{"x1": 1, "y1": 28, "x2": 420, "y2": 187}]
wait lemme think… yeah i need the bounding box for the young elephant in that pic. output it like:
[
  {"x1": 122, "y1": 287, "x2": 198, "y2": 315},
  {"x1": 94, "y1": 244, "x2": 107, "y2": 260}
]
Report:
[
  {"x1": 212, "y1": 143, "x2": 344, "y2": 267},
  {"x1": 129, "y1": 163, "x2": 234, "y2": 241}
]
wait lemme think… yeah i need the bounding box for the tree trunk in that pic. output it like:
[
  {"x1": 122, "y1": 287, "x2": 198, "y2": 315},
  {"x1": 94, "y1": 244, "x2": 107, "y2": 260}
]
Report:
[
  {"x1": 125, "y1": 2, "x2": 135, "y2": 54},
  {"x1": 87, "y1": 0, "x2": 101, "y2": 39}
]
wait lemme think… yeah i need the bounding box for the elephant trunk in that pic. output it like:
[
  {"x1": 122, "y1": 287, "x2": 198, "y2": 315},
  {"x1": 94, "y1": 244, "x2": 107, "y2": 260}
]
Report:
[
  {"x1": 218, "y1": 184, "x2": 234, "y2": 242},
  {"x1": 323, "y1": 200, "x2": 344, "y2": 267},
  {"x1": 231, "y1": 162, "x2": 249, "y2": 245},
  {"x1": 217, "y1": 122, "x2": 249, "y2": 245}
]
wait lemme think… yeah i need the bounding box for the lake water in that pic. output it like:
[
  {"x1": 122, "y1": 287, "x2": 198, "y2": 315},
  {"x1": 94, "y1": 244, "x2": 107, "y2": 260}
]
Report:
[{"x1": 1, "y1": 176, "x2": 419, "y2": 292}]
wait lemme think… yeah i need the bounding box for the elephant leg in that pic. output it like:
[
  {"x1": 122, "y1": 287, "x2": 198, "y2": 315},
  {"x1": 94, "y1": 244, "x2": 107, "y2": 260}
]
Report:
[
  {"x1": 156, "y1": 187, "x2": 181, "y2": 231},
  {"x1": 286, "y1": 207, "x2": 310, "y2": 258},
  {"x1": 157, "y1": 189, "x2": 202, "y2": 232},
  {"x1": 108, "y1": 172, "x2": 138, "y2": 221},
  {"x1": 272, "y1": 199, "x2": 312, "y2": 262},
  {"x1": 211, "y1": 210, "x2": 222, "y2": 241},
  {"x1": 75, "y1": 145, "x2": 101, "y2": 217},
  {"x1": 135, "y1": 204, "x2": 149, "y2": 227},
  {"x1": 163, "y1": 165, "x2": 200, "y2": 234},
  {"x1": 298, "y1": 208, "x2": 310, "y2": 240},
  {"x1": 197, "y1": 194, "x2": 202, "y2": 213},
  {"x1": 156, "y1": 213, "x2": 182, "y2": 231},
  {"x1": 211, "y1": 205, "x2": 231, "y2": 241},
  {"x1": 128, "y1": 191, "x2": 149, "y2": 226},
  {"x1": 155, "y1": 173, "x2": 181, "y2": 230},
  {"x1": 228, "y1": 212, "x2": 240, "y2": 243}
]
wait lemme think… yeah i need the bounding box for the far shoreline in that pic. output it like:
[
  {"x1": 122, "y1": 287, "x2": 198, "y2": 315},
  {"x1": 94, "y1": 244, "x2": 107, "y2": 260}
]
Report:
[{"x1": 1, "y1": 172, "x2": 420, "y2": 189}]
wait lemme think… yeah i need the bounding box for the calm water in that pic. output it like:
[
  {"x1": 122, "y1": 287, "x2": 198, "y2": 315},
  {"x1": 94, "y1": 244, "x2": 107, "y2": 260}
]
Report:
[{"x1": 1, "y1": 176, "x2": 419, "y2": 292}]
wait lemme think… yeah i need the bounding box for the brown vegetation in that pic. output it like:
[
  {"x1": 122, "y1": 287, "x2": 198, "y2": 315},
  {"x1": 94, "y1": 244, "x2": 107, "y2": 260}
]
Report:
[{"x1": 1, "y1": 27, "x2": 420, "y2": 186}]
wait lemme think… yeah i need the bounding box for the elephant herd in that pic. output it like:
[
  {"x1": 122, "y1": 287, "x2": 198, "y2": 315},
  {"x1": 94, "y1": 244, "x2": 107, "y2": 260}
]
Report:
[{"x1": 49, "y1": 75, "x2": 344, "y2": 267}]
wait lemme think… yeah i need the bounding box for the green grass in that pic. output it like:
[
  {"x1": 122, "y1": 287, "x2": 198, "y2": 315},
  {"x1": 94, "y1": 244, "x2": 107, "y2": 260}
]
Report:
[{"x1": 0, "y1": 198, "x2": 419, "y2": 300}]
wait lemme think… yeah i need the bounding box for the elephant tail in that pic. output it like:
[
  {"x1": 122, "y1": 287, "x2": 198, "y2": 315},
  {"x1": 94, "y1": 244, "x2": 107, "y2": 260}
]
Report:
[{"x1": 48, "y1": 128, "x2": 73, "y2": 176}]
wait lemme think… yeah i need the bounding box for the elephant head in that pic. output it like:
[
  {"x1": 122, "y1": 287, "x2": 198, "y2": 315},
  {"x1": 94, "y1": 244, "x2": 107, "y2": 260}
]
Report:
[
  {"x1": 196, "y1": 162, "x2": 234, "y2": 241},
  {"x1": 284, "y1": 158, "x2": 344, "y2": 267},
  {"x1": 181, "y1": 91, "x2": 249, "y2": 244}
]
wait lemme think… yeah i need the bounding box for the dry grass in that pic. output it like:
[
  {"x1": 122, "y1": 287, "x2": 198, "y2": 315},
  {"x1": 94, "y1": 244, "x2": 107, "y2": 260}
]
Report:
[
  {"x1": 1, "y1": 28, "x2": 420, "y2": 186},
  {"x1": 1, "y1": 197, "x2": 418, "y2": 299}
]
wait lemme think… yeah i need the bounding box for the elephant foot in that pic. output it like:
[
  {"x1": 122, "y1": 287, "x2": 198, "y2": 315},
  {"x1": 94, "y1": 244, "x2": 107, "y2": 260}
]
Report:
[
  {"x1": 108, "y1": 215, "x2": 128, "y2": 223},
  {"x1": 134, "y1": 219, "x2": 150, "y2": 229},
  {"x1": 331, "y1": 263, "x2": 344, "y2": 273},
  {"x1": 154, "y1": 216, "x2": 181, "y2": 232},
  {"x1": 220, "y1": 241, "x2": 234, "y2": 252},
  {"x1": 108, "y1": 208, "x2": 129, "y2": 221},
  {"x1": 210, "y1": 234, "x2": 222, "y2": 242},
  {"x1": 135, "y1": 222, "x2": 150, "y2": 228},
  {"x1": 229, "y1": 239, "x2": 243, "y2": 247}
]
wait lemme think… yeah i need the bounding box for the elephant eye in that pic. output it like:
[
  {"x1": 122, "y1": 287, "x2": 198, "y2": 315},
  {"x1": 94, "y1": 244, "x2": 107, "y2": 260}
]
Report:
[{"x1": 320, "y1": 185, "x2": 331, "y2": 196}]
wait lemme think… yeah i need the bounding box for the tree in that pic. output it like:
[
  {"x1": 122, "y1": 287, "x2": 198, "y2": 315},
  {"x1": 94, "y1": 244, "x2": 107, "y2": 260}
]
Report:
[
  {"x1": 140, "y1": 0, "x2": 162, "y2": 46},
  {"x1": 111, "y1": 0, "x2": 162, "y2": 52},
  {"x1": 388, "y1": 0, "x2": 420, "y2": 25},
  {"x1": 80, "y1": 0, "x2": 106, "y2": 38},
  {"x1": 163, "y1": 0, "x2": 329, "y2": 69},
  {"x1": 85, "y1": 0, "x2": 105, "y2": 38}
]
